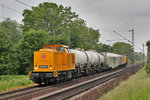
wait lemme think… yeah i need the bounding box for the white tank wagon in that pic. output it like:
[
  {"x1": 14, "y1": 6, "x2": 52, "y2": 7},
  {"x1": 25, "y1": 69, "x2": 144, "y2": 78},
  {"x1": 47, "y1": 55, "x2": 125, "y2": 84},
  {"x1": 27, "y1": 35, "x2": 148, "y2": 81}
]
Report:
[
  {"x1": 98, "y1": 53, "x2": 105, "y2": 65},
  {"x1": 85, "y1": 50, "x2": 100, "y2": 66},
  {"x1": 70, "y1": 49, "x2": 87, "y2": 68}
]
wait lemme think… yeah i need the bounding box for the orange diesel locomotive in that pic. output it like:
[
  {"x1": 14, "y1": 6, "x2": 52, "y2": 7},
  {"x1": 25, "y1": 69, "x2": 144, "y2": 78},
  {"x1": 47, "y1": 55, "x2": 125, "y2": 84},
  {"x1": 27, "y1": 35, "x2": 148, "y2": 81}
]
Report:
[{"x1": 29, "y1": 44, "x2": 75, "y2": 85}]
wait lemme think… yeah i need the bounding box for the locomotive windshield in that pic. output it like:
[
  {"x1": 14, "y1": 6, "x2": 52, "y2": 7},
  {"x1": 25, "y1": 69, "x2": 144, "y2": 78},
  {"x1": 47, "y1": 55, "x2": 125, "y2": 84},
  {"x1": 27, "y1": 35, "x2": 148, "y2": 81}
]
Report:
[{"x1": 56, "y1": 47, "x2": 65, "y2": 52}]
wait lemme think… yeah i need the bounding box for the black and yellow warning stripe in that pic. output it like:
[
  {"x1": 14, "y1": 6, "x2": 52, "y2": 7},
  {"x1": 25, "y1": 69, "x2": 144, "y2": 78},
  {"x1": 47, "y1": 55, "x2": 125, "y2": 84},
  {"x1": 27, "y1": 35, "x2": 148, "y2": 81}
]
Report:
[{"x1": 53, "y1": 71, "x2": 58, "y2": 77}]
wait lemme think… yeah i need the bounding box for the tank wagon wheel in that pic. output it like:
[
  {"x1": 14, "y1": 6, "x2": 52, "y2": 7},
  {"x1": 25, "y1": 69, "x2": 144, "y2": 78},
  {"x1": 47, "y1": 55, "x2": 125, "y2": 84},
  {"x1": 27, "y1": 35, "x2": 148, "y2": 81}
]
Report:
[
  {"x1": 65, "y1": 71, "x2": 72, "y2": 81},
  {"x1": 55, "y1": 78, "x2": 59, "y2": 84},
  {"x1": 63, "y1": 75, "x2": 66, "y2": 82},
  {"x1": 85, "y1": 68, "x2": 89, "y2": 76},
  {"x1": 76, "y1": 71, "x2": 80, "y2": 78},
  {"x1": 74, "y1": 70, "x2": 78, "y2": 79},
  {"x1": 49, "y1": 79, "x2": 55, "y2": 85}
]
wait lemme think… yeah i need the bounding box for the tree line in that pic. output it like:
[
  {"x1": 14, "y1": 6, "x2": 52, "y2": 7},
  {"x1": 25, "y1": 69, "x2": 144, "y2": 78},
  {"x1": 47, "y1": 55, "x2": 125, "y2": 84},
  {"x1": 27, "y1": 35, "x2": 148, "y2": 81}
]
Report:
[{"x1": 0, "y1": 2, "x2": 144, "y2": 75}]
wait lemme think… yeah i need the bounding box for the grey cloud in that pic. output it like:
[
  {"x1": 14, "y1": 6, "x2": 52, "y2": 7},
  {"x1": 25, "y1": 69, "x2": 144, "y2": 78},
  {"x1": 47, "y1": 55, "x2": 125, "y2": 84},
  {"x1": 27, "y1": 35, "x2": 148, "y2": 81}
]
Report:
[{"x1": 0, "y1": 0, "x2": 149, "y2": 52}]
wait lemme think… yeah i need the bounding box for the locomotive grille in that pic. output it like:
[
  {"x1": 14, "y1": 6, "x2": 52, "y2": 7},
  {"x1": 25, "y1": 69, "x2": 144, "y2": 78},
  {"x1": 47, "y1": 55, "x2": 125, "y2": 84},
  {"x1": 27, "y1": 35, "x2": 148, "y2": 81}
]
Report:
[{"x1": 39, "y1": 65, "x2": 48, "y2": 68}]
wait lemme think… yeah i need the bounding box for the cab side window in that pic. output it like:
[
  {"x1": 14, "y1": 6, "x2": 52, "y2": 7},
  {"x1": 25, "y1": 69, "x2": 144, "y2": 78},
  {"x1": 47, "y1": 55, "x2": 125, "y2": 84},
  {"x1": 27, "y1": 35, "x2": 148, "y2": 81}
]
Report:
[
  {"x1": 65, "y1": 48, "x2": 70, "y2": 53},
  {"x1": 56, "y1": 47, "x2": 65, "y2": 52}
]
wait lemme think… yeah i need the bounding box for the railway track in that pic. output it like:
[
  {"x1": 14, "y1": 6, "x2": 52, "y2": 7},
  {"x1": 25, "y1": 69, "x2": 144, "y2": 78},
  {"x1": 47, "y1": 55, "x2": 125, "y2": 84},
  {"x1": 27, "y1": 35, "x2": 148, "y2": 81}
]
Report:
[
  {"x1": 38, "y1": 62, "x2": 144, "y2": 100},
  {"x1": 0, "y1": 63, "x2": 144, "y2": 100}
]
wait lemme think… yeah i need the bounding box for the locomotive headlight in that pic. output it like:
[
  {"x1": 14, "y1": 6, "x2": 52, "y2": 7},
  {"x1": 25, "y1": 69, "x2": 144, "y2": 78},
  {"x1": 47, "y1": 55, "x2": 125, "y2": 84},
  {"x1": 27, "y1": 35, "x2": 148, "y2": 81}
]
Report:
[
  {"x1": 35, "y1": 67, "x2": 38, "y2": 70},
  {"x1": 50, "y1": 67, "x2": 52, "y2": 70}
]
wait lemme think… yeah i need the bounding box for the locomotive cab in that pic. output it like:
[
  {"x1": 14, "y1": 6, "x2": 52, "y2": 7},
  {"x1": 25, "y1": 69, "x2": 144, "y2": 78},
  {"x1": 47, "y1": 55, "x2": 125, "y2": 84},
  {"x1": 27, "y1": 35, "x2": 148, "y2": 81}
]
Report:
[{"x1": 29, "y1": 44, "x2": 75, "y2": 84}]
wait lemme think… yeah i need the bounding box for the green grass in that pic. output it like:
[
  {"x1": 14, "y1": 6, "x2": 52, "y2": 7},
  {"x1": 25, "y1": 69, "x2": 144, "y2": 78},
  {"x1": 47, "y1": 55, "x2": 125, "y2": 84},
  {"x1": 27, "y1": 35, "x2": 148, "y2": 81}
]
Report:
[
  {"x1": 99, "y1": 66, "x2": 150, "y2": 100},
  {"x1": 0, "y1": 75, "x2": 34, "y2": 92}
]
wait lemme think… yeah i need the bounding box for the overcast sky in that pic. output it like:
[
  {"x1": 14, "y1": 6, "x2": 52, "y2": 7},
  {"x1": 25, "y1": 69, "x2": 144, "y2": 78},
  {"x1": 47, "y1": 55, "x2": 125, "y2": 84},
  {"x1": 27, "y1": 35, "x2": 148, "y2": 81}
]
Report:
[{"x1": 0, "y1": 0, "x2": 149, "y2": 53}]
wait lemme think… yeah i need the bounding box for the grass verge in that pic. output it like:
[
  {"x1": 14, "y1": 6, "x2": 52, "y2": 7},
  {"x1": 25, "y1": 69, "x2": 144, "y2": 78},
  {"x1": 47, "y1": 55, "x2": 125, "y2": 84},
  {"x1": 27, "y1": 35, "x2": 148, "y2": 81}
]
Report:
[
  {"x1": 99, "y1": 66, "x2": 150, "y2": 100},
  {"x1": 0, "y1": 75, "x2": 34, "y2": 93}
]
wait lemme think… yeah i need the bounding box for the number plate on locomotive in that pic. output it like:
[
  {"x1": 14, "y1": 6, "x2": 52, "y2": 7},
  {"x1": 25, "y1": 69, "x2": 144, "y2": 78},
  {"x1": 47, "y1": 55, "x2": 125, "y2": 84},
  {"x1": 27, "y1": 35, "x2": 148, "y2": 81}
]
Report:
[{"x1": 39, "y1": 65, "x2": 48, "y2": 68}]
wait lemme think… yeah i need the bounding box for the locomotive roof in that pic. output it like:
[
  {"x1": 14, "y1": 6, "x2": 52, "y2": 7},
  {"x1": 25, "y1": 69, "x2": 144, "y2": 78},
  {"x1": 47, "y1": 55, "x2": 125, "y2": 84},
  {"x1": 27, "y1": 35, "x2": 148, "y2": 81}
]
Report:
[{"x1": 43, "y1": 44, "x2": 68, "y2": 48}]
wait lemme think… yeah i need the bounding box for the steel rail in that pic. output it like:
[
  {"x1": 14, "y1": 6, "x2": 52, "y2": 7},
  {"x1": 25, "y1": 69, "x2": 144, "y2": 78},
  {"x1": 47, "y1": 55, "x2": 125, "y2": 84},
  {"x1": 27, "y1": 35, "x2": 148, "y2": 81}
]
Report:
[
  {"x1": 0, "y1": 85, "x2": 38, "y2": 97},
  {"x1": 0, "y1": 85, "x2": 52, "y2": 100}
]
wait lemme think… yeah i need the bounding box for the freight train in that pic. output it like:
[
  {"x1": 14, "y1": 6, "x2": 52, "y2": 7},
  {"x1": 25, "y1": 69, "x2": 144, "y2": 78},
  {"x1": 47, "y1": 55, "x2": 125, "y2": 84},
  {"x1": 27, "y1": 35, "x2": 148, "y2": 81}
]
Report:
[{"x1": 29, "y1": 44, "x2": 127, "y2": 85}]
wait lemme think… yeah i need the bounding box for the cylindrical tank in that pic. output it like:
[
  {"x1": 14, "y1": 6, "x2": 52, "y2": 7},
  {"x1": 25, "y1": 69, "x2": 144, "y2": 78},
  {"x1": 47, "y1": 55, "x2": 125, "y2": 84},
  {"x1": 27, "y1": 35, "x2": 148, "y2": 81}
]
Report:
[
  {"x1": 98, "y1": 53, "x2": 105, "y2": 65},
  {"x1": 70, "y1": 49, "x2": 87, "y2": 68},
  {"x1": 85, "y1": 50, "x2": 100, "y2": 66}
]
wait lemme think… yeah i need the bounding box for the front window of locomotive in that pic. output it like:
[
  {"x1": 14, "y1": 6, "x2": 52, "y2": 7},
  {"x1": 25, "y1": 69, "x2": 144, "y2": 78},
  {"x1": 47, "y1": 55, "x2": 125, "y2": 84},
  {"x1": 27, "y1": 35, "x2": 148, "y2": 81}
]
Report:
[{"x1": 56, "y1": 47, "x2": 65, "y2": 52}]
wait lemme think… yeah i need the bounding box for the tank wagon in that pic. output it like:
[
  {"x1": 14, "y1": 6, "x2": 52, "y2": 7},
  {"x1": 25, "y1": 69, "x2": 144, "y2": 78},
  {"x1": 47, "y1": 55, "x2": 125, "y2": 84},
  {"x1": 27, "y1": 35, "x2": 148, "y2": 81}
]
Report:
[
  {"x1": 29, "y1": 44, "x2": 127, "y2": 85},
  {"x1": 102, "y1": 53, "x2": 126, "y2": 69}
]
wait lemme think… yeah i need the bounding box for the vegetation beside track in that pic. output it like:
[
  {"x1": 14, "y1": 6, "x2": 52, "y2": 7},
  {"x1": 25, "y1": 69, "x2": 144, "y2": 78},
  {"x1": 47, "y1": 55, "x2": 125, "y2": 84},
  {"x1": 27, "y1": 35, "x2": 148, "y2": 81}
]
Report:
[
  {"x1": 0, "y1": 75, "x2": 34, "y2": 92},
  {"x1": 99, "y1": 66, "x2": 150, "y2": 100}
]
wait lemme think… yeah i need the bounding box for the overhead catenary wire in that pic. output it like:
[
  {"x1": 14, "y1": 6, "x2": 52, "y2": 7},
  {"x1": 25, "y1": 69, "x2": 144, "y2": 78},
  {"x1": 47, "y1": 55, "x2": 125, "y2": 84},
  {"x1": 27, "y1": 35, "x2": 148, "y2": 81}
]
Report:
[
  {"x1": 15, "y1": 0, "x2": 32, "y2": 7},
  {"x1": 135, "y1": 45, "x2": 143, "y2": 51},
  {"x1": 113, "y1": 31, "x2": 132, "y2": 43},
  {"x1": 0, "y1": 3, "x2": 22, "y2": 14},
  {"x1": 107, "y1": 39, "x2": 126, "y2": 42},
  {"x1": 113, "y1": 31, "x2": 144, "y2": 53}
]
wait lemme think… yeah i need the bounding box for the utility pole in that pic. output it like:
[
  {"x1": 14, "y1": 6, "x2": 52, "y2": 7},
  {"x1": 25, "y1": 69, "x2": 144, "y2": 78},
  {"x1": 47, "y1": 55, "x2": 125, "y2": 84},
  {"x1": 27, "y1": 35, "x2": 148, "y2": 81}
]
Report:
[
  {"x1": 143, "y1": 43, "x2": 145, "y2": 62},
  {"x1": 129, "y1": 29, "x2": 134, "y2": 64}
]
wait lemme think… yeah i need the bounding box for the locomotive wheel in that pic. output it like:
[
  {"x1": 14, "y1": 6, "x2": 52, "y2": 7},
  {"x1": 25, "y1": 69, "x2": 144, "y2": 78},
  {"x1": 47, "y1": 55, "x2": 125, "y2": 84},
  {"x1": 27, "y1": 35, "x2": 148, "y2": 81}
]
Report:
[
  {"x1": 56, "y1": 77, "x2": 61, "y2": 84},
  {"x1": 60, "y1": 75, "x2": 64, "y2": 82},
  {"x1": 44, "y1": 80, "x2": 49, "y2": 85},
  {"x1": 49, "y1": 79, "x2": 55, "y2": 85},
  {"x1": 39, "y1": 81, "x2": 42, "y2": 86}
]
